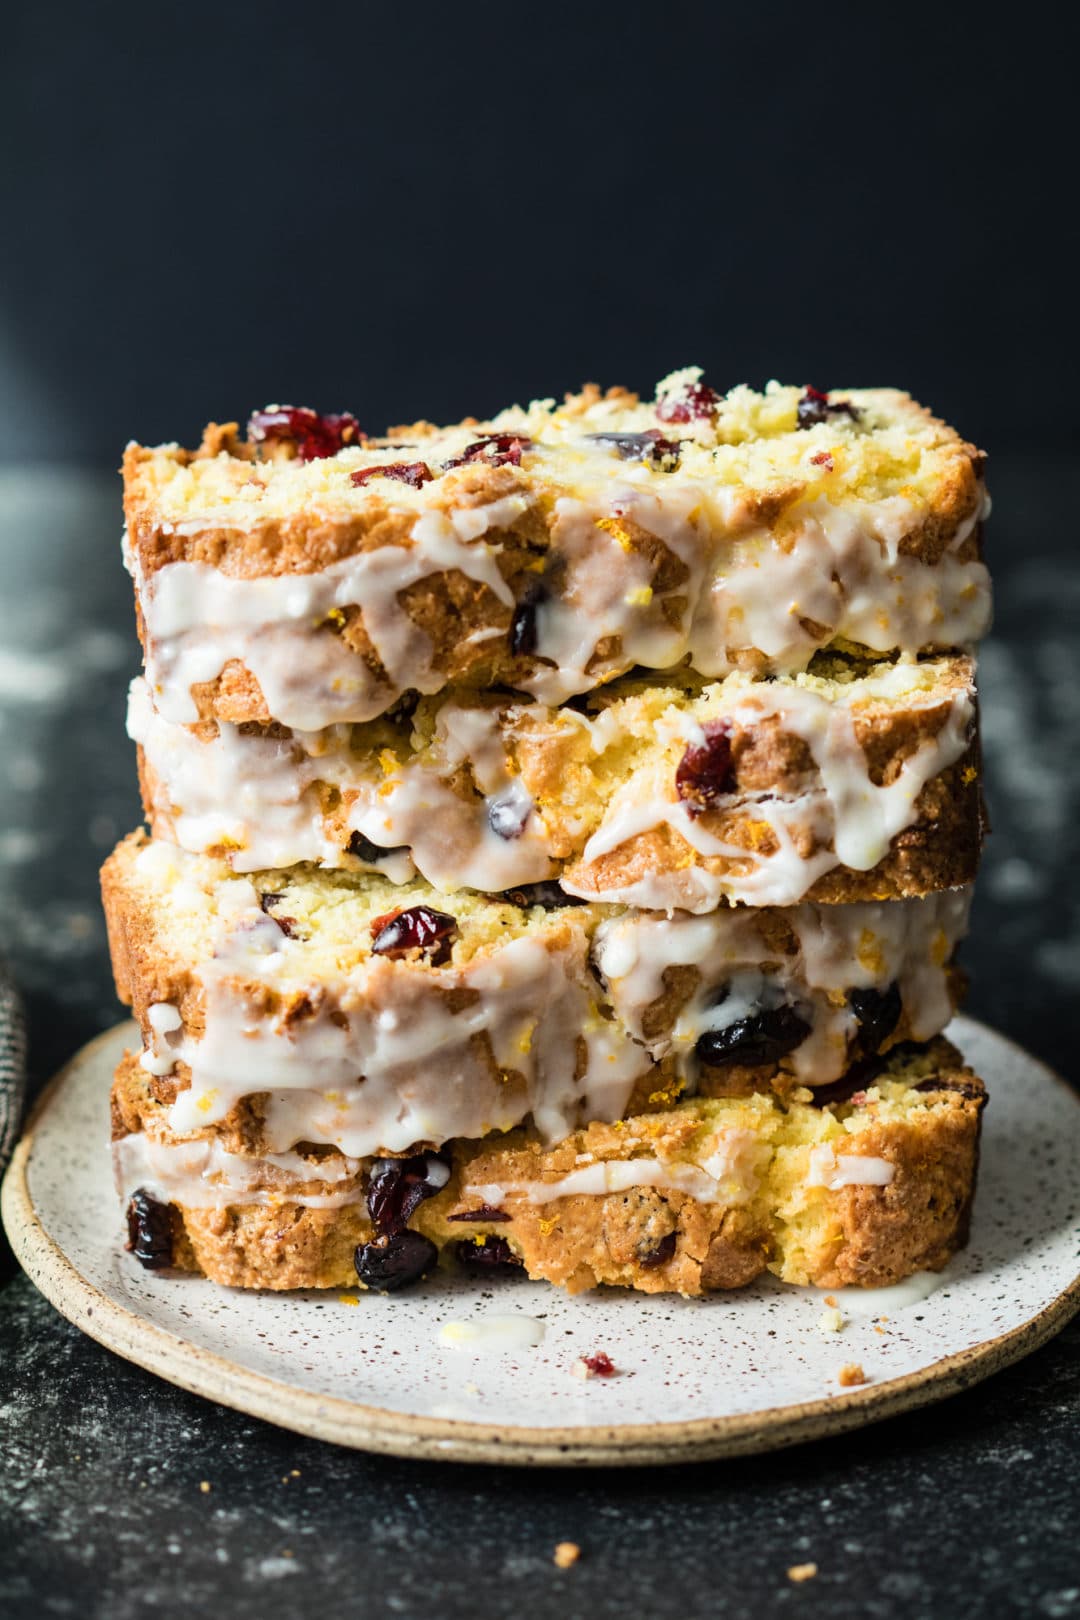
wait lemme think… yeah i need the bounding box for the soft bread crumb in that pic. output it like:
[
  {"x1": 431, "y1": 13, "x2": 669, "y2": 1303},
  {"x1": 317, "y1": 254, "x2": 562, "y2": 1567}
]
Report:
[
  {"x1": 818, "y1": 1307, "x2": 845, "y2": 1335},
  {"x1": 554, "y1": 1542, "x2": 581, "y2": 1569},
  {"x1": 787, "y1": 1563, "x2": 818, "y2": 1583},
  {"x1": 838, "y1": 1362, "x2": 869, "y2": 1387}
]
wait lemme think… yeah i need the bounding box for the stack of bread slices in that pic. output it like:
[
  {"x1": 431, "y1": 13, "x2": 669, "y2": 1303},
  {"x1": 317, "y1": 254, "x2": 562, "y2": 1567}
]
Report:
[{"x1": 103, "y1": 370, "x2": 992, "y2": 1297}]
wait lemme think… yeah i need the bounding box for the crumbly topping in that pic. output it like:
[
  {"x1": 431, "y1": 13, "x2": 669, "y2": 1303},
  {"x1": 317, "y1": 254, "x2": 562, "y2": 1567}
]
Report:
[{"x1": 127, "y1": 370, "x2": 981, "y2": 531}]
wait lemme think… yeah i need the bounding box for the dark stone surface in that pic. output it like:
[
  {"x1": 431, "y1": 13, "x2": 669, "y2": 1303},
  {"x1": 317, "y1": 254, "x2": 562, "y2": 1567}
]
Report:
[{"x1": 1, "y1": 462, "x2": 1078, "y2": 1618}]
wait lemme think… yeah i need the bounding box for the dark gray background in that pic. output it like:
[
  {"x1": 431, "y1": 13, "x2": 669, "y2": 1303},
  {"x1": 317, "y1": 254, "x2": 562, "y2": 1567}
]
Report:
[
  {"x1": 2, "y1": 2, "x2": 1076, "y2": 463},
  {"x1": 2, "y1": 5, "x2": 1079, "y2": 1616}
]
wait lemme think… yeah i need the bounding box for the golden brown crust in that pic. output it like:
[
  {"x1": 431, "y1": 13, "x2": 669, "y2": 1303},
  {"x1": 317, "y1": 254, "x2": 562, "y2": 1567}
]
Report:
[
  {"x1": 101, "y1": 832, "x2": 968, "y2": 1145},
  {"x1": 124, "y1": 382, "x2": 988, "y2": 726},
  {"x1": 176, "y1": 1204, "x2": 369, "y2": 1291},
  {"x1": 103, "y1": 830, "x2": 567, "y2": 1041},
  {"x1": 123, "y1": 388, "x2": 985, "y2": 581},
  {"x1": 124, "y1": 451, "x2": 540, "y2": 581},
  {"x1": 805, "y1": 1104, "x2": 980, "y2": 1288},
  {"x1": 134, "y1": 655, "x2": 984, "y2": 906},
  {"x1": 114, "y1": 1040, "x2": 986, "y2": 1296}
]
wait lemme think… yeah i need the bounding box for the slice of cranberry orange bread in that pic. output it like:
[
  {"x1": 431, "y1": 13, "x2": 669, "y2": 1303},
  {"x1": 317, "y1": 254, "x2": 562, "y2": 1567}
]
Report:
[
  {"x1": 112, "y1": 1037, "x2": 985, "y2": 1295},
  {"x1": 123, "y1": 373, "x2": 990, "y2": 732},
  {"x1": 130, "y1": 649, "x2": 982, "y2": 909},
  {"x1": 101, "y1": 833, "x2": 970, "y2": 1157}
]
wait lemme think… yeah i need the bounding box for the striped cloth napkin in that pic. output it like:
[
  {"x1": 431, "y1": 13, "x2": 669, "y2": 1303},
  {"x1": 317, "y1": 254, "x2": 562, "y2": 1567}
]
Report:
[{"x1": 0, "y1": 959, "x2": 27, "y2": 1176}]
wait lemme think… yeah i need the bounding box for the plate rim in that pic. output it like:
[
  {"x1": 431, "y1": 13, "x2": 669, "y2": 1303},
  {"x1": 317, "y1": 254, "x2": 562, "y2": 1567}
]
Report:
[{"x1": 4, "y1": 1018, "x2": 1079, "y2": 1468}]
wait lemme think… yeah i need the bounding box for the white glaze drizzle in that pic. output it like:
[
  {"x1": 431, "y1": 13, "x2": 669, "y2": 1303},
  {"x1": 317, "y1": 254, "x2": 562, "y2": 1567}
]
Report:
[
  {"x1": 467, "y1": 1125, "x2": 892, "y2": 1209},
  {"x1": 130, "y1": 678, "x2": 553, "y2": 888},
  {"x1": 131, "y1": 480, "x2": 991, "y2": 729},
  {"x1": 685, "y1": 497, "x2": 990, "y2": 681},
  {"x1": 805, "y1": 1144, "x2": 895, "y2": 1189},
  {"x1": 568, "y1": 671, "x2": 975, "y2": 909},
  {"x1": 825, "y1": 1271, "x2": 943, "y2": 1314},
  {"x1": 593, "y1": 889, "x2": 970, "y2": 1087},
  {"x1": 152, "y1": 880, "x2": 649, "y2": 1157},
  {"x1": 113, "y1": 1131, "x2": 365, "y2": 1209},
  {"x1": 129, "y1": 501, "x2": 521, "y2": 729},
  {"x1": 140, "y1": 1000, "x2": 183, "y2": 1076},
  {"x1": 342, "y1": 705, "x2": 554, "y2": 892},
  {"x1": 131, "y1": 652, "x2": 974, "y2": 910},
  {"x1": 438, "y1": 1316, "x2": 546, "y2": 1351},
  {"x1": 470, "y1": 1127, "x2": 762, "y2": 1208}
]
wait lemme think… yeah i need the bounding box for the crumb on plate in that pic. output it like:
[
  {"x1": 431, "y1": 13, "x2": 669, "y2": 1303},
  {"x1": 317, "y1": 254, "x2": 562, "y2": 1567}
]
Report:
[{"x1": 572, "y1": 1351, "x2": 618, "y2": 1379}]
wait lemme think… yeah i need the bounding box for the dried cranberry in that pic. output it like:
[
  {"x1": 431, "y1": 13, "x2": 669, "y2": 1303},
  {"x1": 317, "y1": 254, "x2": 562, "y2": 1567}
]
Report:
[
  {"x1": 696, "y1": 1004, "x2": 810, "y2": 1068},
  {"x1": 445, "y1": 433, "x2": 531, "y2": 470},
  {"x1": 370, "y1": 905, "x2": 457, "y2": 965},
  {"x1": 259, "y1": 891, "x2": 299, "y2": 938},
  {"x1": 509, "y1": 577, "x2": 547, "y2": 657},
  {"x1": 248, "y1": 406, "x2": 363, "y2": 461},
  {"x1": 454, "y1": 1235, "x2": 523, "y2": 1274},
  {"x1": 655, "y1": 379, "x2": 719, "y2": 424},
  {"x1": 367, "y1": 1151, "x2": 450, "y2": 1234},
  {"x1": 487, "y1": 792, "x2": 531, "y2": 840},
  {"x1": 501, "y1": 881, "x2": 586, "y2": 910},
  {"x1": 125, "y1": 1189, "x2": 173, "y2": 1270},
  {"x1": 796, "y1": 388, "x2": 861, "y2": 430},
  {"x1": 355, "y1": 1231, "x2": 438, "y2": 1292},
  {"x1": 350, "y1": 461, "x2": 434, "y2": 489},
  {"x1": 810, "y1": 451, "x2": 834, "y2": 470},
  {"x1": 849, "y1": 983, "x2": 903, "y2": 1054},
  {"x1": 582, "y1": 1351, "x2": 617, "y2": 1377},
  {"x1": 346, "y1": 830, "x2": 410, "y2": 864},
  {"x1": 586, "y1": 429, "x2": 681, "y2": 467},
  {"x1": 639, "y1": 1232, "x2": 677, "y2": 1268},
  {"x1": 675, "y1": 721, "x2": 736, "y2": 816},
  {"x1": 446, "y1": 1204, "x2": 512, "y2": 1223}
]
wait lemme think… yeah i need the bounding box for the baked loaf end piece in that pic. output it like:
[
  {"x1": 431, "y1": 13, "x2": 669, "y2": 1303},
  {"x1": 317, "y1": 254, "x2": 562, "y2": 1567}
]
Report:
[
  {"x1": 101, "y1": 833, "x2": 970, "y2": 1156},
  {"x1": 124, "y1": 373, "x2": 990, "y2": 731},
  {"x1": 112, "y1": 1038, "x2": 986, "y2": 1295},
  {"x1": 131, "y1": 650, "x2": 984, "y2": 909}
]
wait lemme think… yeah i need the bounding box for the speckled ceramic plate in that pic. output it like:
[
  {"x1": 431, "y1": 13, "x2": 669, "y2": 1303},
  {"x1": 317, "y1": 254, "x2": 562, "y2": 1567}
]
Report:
[{"x1": 4, "y1": 1016, "x2": 1079, "y2": 1466}]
